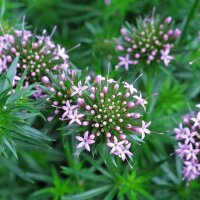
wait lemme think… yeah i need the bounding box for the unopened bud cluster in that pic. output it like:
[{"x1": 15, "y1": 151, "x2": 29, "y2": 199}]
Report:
[
  {"x1": 0, "y1": 29, "x2": 69, "y2": 87},
  {"x1": 174, "y1": 106, "x2": 200, "y2": 184},
  {"x1": 67, "y1": 75, "x2": 151, "y2": 161},
  {"x1": 116, "y1": 15, "x2": 181, "y2": 70},
  {"x1": 47, "y1": 70, "x2": 79, "y2": 122}
]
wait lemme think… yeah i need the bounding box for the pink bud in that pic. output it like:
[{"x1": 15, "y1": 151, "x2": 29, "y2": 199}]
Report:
[
  {"x1": 32, "y1": 43, "x2": 38, "y2": 49},
  {"x1": 53, "y1": 101, "x2": 58, "y2": 106},
  {"x1": 115, "y1": 126, "x2": 121, "y2": 131},
  {"x1": 117, "y1": 92, "x2": 122, "y2": 97},
  {"x1": 11, "y1": 47, "x2": 16, "y2": 53},
  {"x1": 118, "y1": 118, "x2": 123, "y2": 123},
  {"x1": 86, "y1": 105, "x2": 91, "y2": 110},
  {"x1": 167, "y1": 29, "x2": 173, "y2": 36},
  {"x1": 103, "y1": 86, "x2": 108, "y2": 93},
  {"x1": 126, "y1": 124, "x2": 132, "y2": 129},
  {"x1": 78, "y1": 98, "x2": 85, "y2": 106},
  {"x1": 83, "y1": 121, "x2": 89, "y2": 126},
  {"x1": 100, "y1": 93, "x2": 104, "y2": 99},
  {"x1": 117, "y1": 45, "x2": 124, "y2": 51},
  {"x1": 31, "y1": 72, "x2": 36, "y2": 77},
  {"x1": 141, "y1": 48, "x2": 146, "y2": 53},
  {"x1": 128, "y1": 102, "x2": 134, "y2": 108},
  {"x1": 132, "y1": 113, "x2": 141, "y2": 118},
  {"x1": 59, "y1": 81, "x2": 64, "y2": 86},
  {"x1": 127, "y1": 48, "x2": 132, "y2": 52},
  {"x1": 120, "y1": 134, "x2": 126, "y2": 140},
  {"x1": 50, "y1": 87, "x2": 56, "y2": 93},
  {"x1": 114, "y1": 84, "x2": 119, "y2": 91},
  {"x1": 174, "y1": 28, "x2": 181, "y2": 38},
  {"x1": 135, "y1": 53, "x2": 140, "y2": 59},
  {"x1": 148, "y1": 55, "x2": 154, "y2": 61},
  {"x1": 90, "y1": 87, "x2": 96, "y2": 94},
  {"x1": 22, "y1": 41, "x2": 26, "y2": 47},
  {"x1": 47, "y1": 116, "x2": 54, "y2": 122},
  {"x1": 151, "y1": 51, "x2": 156, "y2": 56},
  {"x1": 35, "y1": 55, "x2": 40, "y2": 60},
  {"x1": 120, "y1": 28, "x2": 127, "y2": 35},
  {"x1": 125, "y1": 92, "x2": 130, "y2": 98},
  {"x1": 165, "y1": 16, "x2": 172, "y2": 24},
  {"x1": 61, "y1": 73, "x2": 66, "y2": 80},
  {"x1": 95, "y1": 75, "x2": 103, "y2": 85},
  {"x1": 95, "y1": 123, "x2": 99, "y2": 128},
  {"x1": 6, "y1": 55, "x2": 12, "y2": 62},
  {"x1": 90, "y1": 134, "x2": 95, "y2": 139},
  {"x1": 125, "y1": 113, "x2": 131, "y2": 118},
  {"x1": 125, "y1": 36, "x2": 131, "y2": 42},
  {"x1": 124, "y1": 140, "x2": 129, "y2": 145},
  {"x1": 106, "y1": 132, "x2": 111, "y2": 138},
  {"x1": 132, "y1": 44, "x2": 137, "y2": 49},
  {"x1": 90, "y1": 94, "x2": 95, "y2": 100},
  {"x1": 163, "y1": 34, "x2": 168, "y2": 41},
  {"x1": 41, "y1": 76, "x2": 50, "y2": 84}
]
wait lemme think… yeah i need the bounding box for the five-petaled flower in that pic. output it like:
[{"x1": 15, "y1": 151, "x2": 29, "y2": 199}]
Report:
[
  {"x1": 107, "y1": 136, "x2": 124, "y2": 154},
  {"x1": 71, "y1": 81, "x2": 88, "y2": 96},
  {"x1": 160, "y1": 49, "x2": 174, "y2": 66},
  {"x1": 137, "y1": 121, "x2": 151, "y2": 140},
  {"x1": 117, "y1": 54, "x2": 133, "y2": 71},
  {"x1": 68, "y1": 109, "x2": 84, "y2": 125},
  {"x1": 76, "y1": 131, "x2": 95, "y2": 151}
]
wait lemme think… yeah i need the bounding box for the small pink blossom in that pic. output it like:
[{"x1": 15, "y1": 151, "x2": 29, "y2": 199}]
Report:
[
  {"x1": 57, "y1": 45, "x2": 69, "y2": 61},
  {"x1": 123, "y1": 81, "x2": 137, "y2": 94},
  {"x1": 68, "y1": 109, "x2": 84, "y2": 125},
  {"x1": 137, "y1": 121, "x2": 151, "y2": 140},
  {"x1": 71, "y1": 81, "x2": 88, "y2": 96},
  {"x1": 107, "y1": 136, "x2": 124, "y2": 154},
  {"x1": 76, "y1": 131, "x2": 95, "y2": 151},
  {"x1": 117, "y1": 54, "x2": 133, "y2": 71},
  {"x1": 61, "y1": 101, "x2": 77, "y2": 119},
  {"x1": 160, "y1": 48, "x2": 174, "y2": 66},
  {"x1": 191, "y1": 112, "x2": 200, "y2": 127},
  {"x1": 133, "y1": 92, "x2": 147, "y2": 110}
]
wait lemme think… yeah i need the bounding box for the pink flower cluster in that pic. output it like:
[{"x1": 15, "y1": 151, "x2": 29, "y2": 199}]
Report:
[
  {"x1": 174, "y1": 106, "x2": 200, "y2": 184},
  {"x1": 0, "y1": 29, "x2": 69, "y2": 88},
  {"x1": 116, "y1": 16, "x2": 181, "y2": 70},
  {"x1": 47, "y1": 70, "x2": 89, "y2": 122},
  {"x1": 63, "y1": 75, "x2": 151, "y2": 161}
]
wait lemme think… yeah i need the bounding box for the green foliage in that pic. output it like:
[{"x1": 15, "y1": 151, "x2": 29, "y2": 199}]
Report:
[{"x1": 0, "y1": 57, "x2": 51, "y2": 158}]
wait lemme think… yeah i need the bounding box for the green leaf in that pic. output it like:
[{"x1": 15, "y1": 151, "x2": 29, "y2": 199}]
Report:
[
  {"x1": 0, "y1": 158, "x2": 33, "y2": 183},
  {"x1": 3, "y1": 56, "x2": 19, "y2": 90},
  {"x1": 62, "y1": 185, "x2": 112, "y2": 200}
]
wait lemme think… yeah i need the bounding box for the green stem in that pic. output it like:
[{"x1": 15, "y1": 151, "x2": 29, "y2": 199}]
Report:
[{"x1": 178, "y1": 0, "x2": 200, "y2": 46}]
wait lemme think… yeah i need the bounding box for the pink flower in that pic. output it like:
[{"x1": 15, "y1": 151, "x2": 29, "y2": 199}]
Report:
[
  {"x1": 137, "y1": 121, "x2": 151, "y2": 140},
  {"x1": 71, "y1": 81, "x2": 88, "y2": 96},
  {"x1": 57, "y1": 45, "x2": 69, "y2": 61},
  {"x1": 61, "y1": 101, "x2": 77, "y2": 120},
  {"x1": 117, "y1": 54, "x2": 133, "y2": 71},
  {"x1": 0, "y1": 57, "x2": 7, "y2": 73},
  {"x1": 184, "y1": 144, "x2": 199, "y2": 161},
  {"x1": 68, "y1": 109, "x2": 84, "y2": 125},
  {"x1": 107, "y1": 136, "x2": 124, "y2": 154},
  {"x1": 133, "y1": 92, "x2": 147, "y2": 110},
  {"x1": 123, "y1": 81, "x2": 137, "y2": 94},
  {"x1": 76, "y1": 131, "x2": 95, "y2": 151},
  {"x1": 160, "y1": 48, "x2": 174, "y2": 66},
  {"x1": 191, "y1": 112, "x2": 200, "y2": 127},
  {"x1": 120, "y1": 143, "x2": 133, "y2": 161}
]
